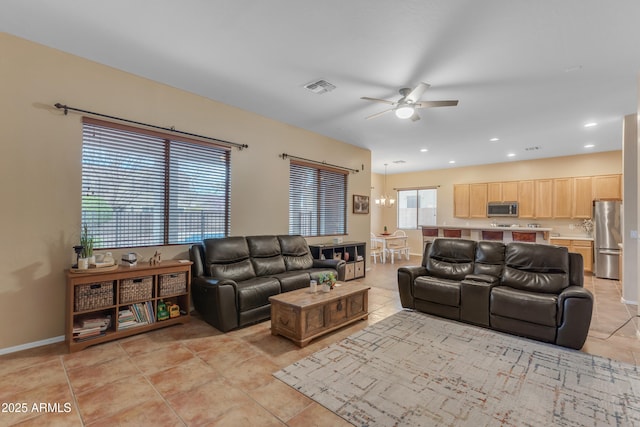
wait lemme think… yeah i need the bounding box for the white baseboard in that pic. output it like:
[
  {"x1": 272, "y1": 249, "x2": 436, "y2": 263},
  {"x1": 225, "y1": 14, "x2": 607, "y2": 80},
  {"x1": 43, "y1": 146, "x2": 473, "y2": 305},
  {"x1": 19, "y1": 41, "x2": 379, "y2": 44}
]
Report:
[
  {"x1": 0, "y1": 335, "x2": 65, "y2": 356},
  {"x1": 621, "y1": 297, "x2": 638, "y2": 306}
]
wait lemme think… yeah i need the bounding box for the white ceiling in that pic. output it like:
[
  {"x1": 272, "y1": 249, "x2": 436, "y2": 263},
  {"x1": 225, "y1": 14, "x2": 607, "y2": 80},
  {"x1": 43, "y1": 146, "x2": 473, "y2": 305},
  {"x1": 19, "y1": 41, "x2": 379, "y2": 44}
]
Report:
[{"x1": 3, "y1": 0, "x2": 640, "y2": 174}]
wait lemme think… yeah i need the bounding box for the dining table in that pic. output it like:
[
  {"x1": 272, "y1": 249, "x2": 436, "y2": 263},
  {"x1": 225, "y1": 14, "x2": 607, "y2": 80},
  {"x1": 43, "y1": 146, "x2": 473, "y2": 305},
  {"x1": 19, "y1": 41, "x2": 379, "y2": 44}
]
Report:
[{"x1": 372, "y1": 233, "x2": 409, "y2": 264}]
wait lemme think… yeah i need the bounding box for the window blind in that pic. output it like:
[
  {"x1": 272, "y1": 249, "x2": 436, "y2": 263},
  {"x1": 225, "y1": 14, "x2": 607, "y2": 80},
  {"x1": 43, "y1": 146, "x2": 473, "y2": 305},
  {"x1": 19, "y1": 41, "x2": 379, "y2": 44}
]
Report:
[
  {"x1": 289, "y1": 162, "x2": 347, "y2": 236},
  {"x1": 82, "y1": 118, "x2": 230, "y2": 248}
]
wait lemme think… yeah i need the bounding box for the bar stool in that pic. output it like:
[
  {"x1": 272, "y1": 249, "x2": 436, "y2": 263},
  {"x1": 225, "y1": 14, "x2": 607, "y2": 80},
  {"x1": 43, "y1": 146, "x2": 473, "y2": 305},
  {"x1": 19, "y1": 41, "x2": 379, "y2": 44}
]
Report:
[
  {"x1": 421, "y1": 226, "x2": 438, "y2": 248},
  {"x1": 512, "y1": 231, "x2": 536, "y2": 242},
  {"x1": 482, "y1": 230, "x2": 504, "y2": 241},
  {"x1": 443, "y1": 229, "x2": 462, "y2": 238}
]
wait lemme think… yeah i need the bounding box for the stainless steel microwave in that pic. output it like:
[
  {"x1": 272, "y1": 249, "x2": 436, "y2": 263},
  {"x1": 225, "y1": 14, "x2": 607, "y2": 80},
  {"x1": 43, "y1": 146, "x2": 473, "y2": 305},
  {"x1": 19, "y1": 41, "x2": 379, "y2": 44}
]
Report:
[{"x1": 487, "y1": 201, "x2": 519, "y2": 217}]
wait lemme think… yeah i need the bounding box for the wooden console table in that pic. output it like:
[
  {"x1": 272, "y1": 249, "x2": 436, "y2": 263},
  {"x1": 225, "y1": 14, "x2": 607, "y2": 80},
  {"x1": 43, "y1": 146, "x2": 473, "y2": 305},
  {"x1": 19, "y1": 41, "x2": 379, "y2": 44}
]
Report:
[
  {"x1": 65, "y1": 260, "x2": 192, "y2": 352},
  {"x1": 269, "y1": 283, "x2": 370, "y2": 347}
]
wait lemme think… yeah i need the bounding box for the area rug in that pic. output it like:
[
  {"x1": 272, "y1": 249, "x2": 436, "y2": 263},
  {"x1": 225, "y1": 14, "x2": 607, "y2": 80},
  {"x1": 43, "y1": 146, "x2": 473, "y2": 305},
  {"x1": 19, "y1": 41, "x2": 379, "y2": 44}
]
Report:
[{"x1": 274, "y1": 310, "x2": 640, "y2": 426}]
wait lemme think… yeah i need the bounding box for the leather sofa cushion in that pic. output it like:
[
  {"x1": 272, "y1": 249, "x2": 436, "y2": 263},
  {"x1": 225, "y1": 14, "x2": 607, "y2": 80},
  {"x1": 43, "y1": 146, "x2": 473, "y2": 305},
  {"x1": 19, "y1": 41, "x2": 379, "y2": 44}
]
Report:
[
  {"x1": 501, "y1": 243, "x2": 569, "y2": 293},
  {"x1": 252, "y1": 256, "x2": 286, "y2": 276},
  {"x1": 272, "y1": 271, "x2": 311, "y2": 293},
  {"x1": 204, "y1": 236, "x2": 250, "y2": 263},
  {"x1": 426, "y1": 238, "x2": 476, "y2": 280},
  {"x1": 247, "y1": 235, "x2": 282, "y2": 257},
  {"x1": 491, "y1": 286, "x2": 558, "y2": 327},
  {"x1": 414, "y1": 276, "x2": 460, "y2": 307},
  {"x1": 474, "y1": 241, "x2": 505, "y2": 277},
  {"x1": 236, "y1": 277, "x2": 281, "y2": 311},
  {"x1": 278, "y1": 235, "x2": 313, "y2": 271},
  {"x1": 209, "y1": 259, "x2": 256, "y2": 282}
]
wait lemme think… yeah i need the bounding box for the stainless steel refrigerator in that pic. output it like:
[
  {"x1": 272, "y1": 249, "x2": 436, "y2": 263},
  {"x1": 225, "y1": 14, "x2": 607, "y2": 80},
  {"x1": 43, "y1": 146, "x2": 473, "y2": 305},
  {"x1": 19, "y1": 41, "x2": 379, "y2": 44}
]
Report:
[{"x1": 593, "y1": 200, "x2": 622, "y2": 279}]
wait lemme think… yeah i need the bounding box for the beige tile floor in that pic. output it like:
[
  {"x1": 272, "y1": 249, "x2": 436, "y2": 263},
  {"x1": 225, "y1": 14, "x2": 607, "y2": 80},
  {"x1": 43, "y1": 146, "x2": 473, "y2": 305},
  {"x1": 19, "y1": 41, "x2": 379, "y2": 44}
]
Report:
[{"x1": 1, "y1": 256, "x2": 639, "y2": 426}]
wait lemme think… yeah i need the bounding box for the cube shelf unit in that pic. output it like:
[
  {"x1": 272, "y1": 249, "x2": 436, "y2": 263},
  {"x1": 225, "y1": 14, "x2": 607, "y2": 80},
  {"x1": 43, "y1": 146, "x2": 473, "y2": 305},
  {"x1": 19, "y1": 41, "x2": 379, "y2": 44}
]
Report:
[
  {"x1": 65, "y1": 260, "x2": 192, "y2": 352},
  {"x1": 309, "y1": 241, "x2": 366, "y2": 281}
]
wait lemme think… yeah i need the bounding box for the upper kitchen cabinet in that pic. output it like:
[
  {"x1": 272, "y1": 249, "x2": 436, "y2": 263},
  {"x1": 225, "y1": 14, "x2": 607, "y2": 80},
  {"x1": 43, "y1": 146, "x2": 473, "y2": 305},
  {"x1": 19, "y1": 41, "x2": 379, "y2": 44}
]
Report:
[
  {"x1": 552, "y1": 178, "x2": 573, "y2": 218},
  {"x1": 573, "y1": 176, "x2": 593, "y2": 218},
  {"x1": 469, "y1": 183, "x2": 488, "y2": 218},
  {"x1": 518, "y1": 180, "x2": 535, "y2": 218},
  {"x1": 488, "y1": 182, "x2": 518, "y2": 202},
  {"x1": 534, "y1": 179, "x2": 553, "y2": 218},
  {"x1": 593, "y1": 174, "x2": 622, "y2": 200},
  {"x1": 454, "y1": 184, "x2": 470, "y2": 218}
]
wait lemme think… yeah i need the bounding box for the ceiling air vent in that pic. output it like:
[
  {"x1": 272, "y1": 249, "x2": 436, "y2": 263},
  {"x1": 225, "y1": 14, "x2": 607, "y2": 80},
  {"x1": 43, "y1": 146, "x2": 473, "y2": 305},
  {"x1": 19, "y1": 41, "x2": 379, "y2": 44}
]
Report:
[
  {"x1": 525, "y1": 146, "x2": 542, "y2": 151},
  {"x1": 303, "y1": 79, "x2": 336, "y2": 95}
]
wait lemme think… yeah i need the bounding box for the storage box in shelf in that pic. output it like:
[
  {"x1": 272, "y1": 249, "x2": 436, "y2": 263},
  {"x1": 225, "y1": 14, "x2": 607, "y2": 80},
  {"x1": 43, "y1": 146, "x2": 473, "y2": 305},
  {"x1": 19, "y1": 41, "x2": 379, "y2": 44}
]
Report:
[
  {"x1": 159, "y1": 272, "x2": 187, "y2": 296},
  {"x1": 119, "y1": 276, "x2": 153, "y2": 304},
  {"x1": 75, "y1": 281, "x2": 114, "y2": 312}
]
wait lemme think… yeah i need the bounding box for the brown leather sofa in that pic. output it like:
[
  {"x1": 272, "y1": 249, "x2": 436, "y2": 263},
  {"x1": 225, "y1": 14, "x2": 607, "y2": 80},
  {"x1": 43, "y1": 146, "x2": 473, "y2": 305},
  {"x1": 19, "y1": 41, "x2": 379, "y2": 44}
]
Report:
[
  {"x1": 398, "y1": 238, "x2": 593, "y2": 349},
  {"x1": 190, "y1": 235, "x2": 345, "y2": 332}
]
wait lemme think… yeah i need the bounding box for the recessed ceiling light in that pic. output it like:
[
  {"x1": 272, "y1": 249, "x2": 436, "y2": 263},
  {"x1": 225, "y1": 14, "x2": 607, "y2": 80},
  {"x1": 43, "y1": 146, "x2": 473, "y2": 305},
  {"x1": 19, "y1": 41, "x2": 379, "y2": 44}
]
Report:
[
  {"x1": 507, "y1": 153, "x2": 516, "y2": 157},
  {"x1": 420, "y1": 148, "x2": 428, "y2": 152},
  {"x1": 448, "y1": 160, "x2": 456, "y2": 164},
  {"x1": 490, "y1": 138, "x2": 500, "y2": 142},
  {"x1": 584, "y1": 122, "x2": 598, "y2": 128},
  {"x1": 584, "y1": 144, "x2": 595, "y2": 148}
]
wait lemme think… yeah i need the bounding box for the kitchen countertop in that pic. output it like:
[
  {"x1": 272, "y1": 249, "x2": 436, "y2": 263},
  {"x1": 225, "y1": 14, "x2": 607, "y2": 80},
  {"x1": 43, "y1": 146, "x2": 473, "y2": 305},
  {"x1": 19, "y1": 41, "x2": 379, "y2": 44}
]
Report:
[
  {"x1": 434, "y1": 224, "x2": 553, "y2": 232},
  {"x1": 550, "y1": 236, "x2": 594, "y2": 241}
]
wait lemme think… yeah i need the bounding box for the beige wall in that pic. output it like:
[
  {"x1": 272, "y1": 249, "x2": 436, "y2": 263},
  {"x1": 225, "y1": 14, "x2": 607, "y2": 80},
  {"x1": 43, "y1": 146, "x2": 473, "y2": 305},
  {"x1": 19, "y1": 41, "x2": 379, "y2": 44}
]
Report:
[
  {"x1": 0, "y1": 33, "x2": 371, "y2": 351},
  {"x1": 372, "y1": 151, "x2": 623, "y2": 254}
]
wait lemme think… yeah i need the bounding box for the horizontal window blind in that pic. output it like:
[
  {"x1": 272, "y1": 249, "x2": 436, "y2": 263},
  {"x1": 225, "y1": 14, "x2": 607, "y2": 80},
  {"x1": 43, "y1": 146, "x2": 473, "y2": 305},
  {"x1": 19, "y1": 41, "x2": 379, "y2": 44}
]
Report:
[
  {"x1": 289, "y1": 162, "x2": 347, "y2": 237},
  {"x1": 82, "y1": 118, "x2": 230, "y2": 248}
]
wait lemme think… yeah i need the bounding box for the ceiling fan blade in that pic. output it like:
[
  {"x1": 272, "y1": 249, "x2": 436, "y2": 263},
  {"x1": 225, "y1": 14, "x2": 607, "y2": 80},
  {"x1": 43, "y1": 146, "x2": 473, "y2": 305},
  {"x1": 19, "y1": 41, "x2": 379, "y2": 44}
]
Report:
[
  {"x1": 365, "y1": 109, "x2": 393, "y2": 120},
  {"x1": 405, "y1": 82, "x2": 430, "y2": 103},
  {"x1": 415, "y1": 100, "x2": 459, "y2": 108},
  {"x1": 360, "y1": 96, "x2": 396, "y2": 106}
]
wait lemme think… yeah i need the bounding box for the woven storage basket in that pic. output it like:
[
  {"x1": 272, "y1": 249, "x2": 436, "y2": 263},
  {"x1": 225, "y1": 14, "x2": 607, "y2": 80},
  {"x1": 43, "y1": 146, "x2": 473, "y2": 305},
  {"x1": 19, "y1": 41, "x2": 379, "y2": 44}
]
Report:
[
  {"x1": 159, "y1": 272, "x2": 187, "y2": 296},
  {"x1": 75, "y1": 281, "x2": 114, "y2": 311},
  {"x1": 119, "y1": 276, "x2": 153, "y2": 304}
]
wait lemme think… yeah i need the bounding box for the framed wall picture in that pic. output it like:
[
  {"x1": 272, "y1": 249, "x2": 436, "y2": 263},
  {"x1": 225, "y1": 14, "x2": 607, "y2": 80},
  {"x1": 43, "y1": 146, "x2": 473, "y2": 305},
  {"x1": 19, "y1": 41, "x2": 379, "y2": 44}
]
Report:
[{"x1": 353, "y1": 194, "x2": 369, "y2": 214}]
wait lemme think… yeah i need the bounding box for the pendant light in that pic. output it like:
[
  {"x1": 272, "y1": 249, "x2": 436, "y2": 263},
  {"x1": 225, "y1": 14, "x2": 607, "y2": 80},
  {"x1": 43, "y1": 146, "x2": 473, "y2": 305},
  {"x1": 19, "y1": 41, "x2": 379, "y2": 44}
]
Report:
[{"x1": 375, "y1": 163, "x2": 395, "y2": 207}]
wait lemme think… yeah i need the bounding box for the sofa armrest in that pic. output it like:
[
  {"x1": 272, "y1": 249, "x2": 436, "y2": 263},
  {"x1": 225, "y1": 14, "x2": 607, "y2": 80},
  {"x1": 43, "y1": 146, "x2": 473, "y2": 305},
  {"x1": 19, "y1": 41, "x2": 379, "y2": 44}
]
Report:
[
  {"x1": 191, "y1": 276, "x2": 240, "y2": 332},
  {"x1": 464, "y1": 273, "x2": 499, "y2": 285},
  {"x1": 556, "y1": 286, "x2": 594, "y2": 349},
  {"x1": 313, "y1": 259, "x2": 347, "y2": 281},
  {"x1": 397, "y1": 266, "x2": 428, "y2": 309}
]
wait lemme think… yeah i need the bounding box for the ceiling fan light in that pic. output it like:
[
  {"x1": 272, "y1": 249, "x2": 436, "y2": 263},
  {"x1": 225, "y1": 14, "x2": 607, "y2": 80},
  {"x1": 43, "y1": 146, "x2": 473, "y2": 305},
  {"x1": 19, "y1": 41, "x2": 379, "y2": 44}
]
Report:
[{"x1": 395, "y1": 106, "x2": 414, "y2": 119}]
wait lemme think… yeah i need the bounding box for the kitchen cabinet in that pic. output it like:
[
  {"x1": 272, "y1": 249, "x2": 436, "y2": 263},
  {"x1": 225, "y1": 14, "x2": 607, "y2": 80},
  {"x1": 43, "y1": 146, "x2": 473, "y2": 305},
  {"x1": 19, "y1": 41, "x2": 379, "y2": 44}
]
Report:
[
  {"x1": 518, "y1": 180, "x2": 535, "y2": 218},
  {"x1": 573, "y1": 177, "x2": 593, "y2": 218},
  {"x1": 454, "y1": 184, "x2": 470, "y2": 218},
  {"x1": 550, "y1": 238, "x2": 593, "y2": 273},
  {"x1": 534, "y1": 179, "x2": 553, "y2": 218},
  {"x1": 593, "y1": 174, "x2": 621, "y2": 200},
  {"x1": 488, "y1": 181, "x2": 518, "y2": 202},
  {"x1": 469, "y1": 183, "x2": 488, "y2": 218},
  {"x1": 553, "y1": 178, "x2": 573, "y2": 218}
]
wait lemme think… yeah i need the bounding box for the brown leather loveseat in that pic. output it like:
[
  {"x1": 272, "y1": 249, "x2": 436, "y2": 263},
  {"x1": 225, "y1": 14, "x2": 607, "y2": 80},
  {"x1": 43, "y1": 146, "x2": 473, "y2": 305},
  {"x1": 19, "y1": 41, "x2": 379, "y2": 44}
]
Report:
[
  {"x1": 190, "y1": 235, "x2": 345, "y2": 332},
  {"x1": 397, "y1": 238, "x2": 593, "y2": 349}
]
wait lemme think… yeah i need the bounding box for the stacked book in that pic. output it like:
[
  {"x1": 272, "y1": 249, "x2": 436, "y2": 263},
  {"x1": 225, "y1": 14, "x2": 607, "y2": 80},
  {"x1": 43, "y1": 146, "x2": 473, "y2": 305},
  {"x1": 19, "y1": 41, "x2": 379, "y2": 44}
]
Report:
[
  {"x1": 73, "y1": 315, "x2": 111, "y2": 342},
  {"x1": 118, "y1": 302, "x2": 155, "y2": 330}
]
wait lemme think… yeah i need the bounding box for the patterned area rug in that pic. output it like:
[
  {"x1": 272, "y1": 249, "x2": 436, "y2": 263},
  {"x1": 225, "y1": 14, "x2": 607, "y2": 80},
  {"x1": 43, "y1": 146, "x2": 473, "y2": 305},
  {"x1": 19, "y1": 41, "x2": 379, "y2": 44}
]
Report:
[{"x1": 274, "y1": 310, "x2": 640, "y2": 426}]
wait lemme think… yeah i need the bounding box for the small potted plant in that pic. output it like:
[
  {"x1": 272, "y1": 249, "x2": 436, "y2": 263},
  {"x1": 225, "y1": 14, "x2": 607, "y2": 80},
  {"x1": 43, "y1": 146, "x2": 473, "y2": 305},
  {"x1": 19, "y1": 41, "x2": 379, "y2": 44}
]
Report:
[
  {"x1": 319, "y1": 272, "x2": 337, "y2": 292},
  {"x1": 80, "y1": 224, "x2": 94, "y2": 266}
]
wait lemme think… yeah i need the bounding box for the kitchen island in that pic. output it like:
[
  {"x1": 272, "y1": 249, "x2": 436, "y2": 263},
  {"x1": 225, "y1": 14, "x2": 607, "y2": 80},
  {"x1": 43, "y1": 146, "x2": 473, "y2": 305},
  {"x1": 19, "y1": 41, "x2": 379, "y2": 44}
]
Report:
[{"x1": 422, "y1": 224, "x2": 553, "y2": 243}]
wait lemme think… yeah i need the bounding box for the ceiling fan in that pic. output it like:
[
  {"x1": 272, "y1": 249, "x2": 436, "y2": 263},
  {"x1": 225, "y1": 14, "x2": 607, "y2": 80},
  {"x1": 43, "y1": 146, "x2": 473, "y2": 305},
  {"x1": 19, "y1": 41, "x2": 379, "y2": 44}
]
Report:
[{"x1": 361, "y1": 82, "x2": 458, "y2": 121}]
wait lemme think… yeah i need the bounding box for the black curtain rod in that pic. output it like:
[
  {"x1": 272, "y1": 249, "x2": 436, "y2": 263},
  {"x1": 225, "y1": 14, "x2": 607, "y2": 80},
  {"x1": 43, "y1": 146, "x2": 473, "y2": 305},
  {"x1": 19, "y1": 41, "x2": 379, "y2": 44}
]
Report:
[
  {"x1": 54, "y1": 103, "x2": 248, "y2": 150},
  {"x1": 280, "y1": 153, "x2": 360, "y2": 173}
]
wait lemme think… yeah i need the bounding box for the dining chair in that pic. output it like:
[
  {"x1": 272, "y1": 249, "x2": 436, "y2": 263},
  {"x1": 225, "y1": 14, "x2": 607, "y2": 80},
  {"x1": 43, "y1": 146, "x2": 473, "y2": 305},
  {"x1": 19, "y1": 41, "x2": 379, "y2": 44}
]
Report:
[
  {"x1": 386, "y1": 230, "x2": 410, "y2": 264},
  {"x1": 370, "y1": 232, "x2": 384, "y2": 264}
]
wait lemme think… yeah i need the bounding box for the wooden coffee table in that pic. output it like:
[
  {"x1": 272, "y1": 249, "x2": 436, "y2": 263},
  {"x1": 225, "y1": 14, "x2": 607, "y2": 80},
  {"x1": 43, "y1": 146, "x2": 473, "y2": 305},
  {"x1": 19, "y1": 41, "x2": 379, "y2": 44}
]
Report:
[{"x1": 269, "y1": 283, "x2": 370, "y2": 347}]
